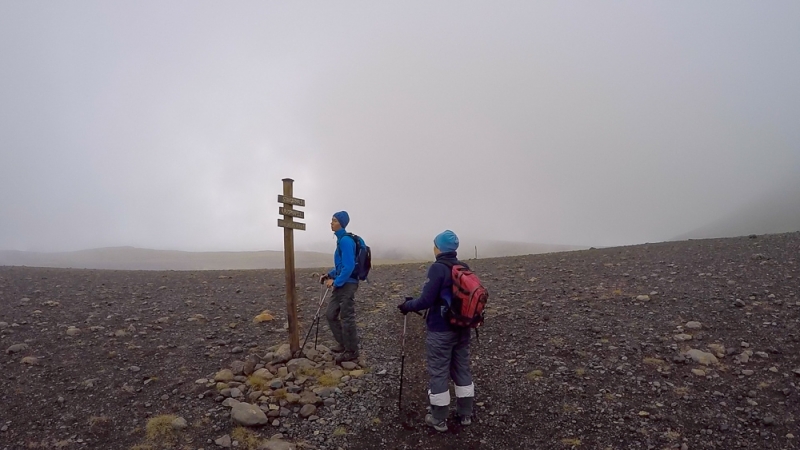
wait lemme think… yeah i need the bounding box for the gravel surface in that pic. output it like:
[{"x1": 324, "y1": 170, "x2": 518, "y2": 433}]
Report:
[{"x1": 1, "y1": 232, "x2": 799, "y2": 449}]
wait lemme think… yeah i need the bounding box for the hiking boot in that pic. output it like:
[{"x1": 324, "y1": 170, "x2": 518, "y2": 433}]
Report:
[
  {"x1": 335, "y1": 351, "x2": 359, "y2": 364},
  {"x1": 425, "y1": 414, "x2": 448, "y2": 432},
  {"x1": 457, "y1": 414, "x2": 472, "y2": 426},
  {"x1": 329, "y1": 343, "x2": 345, "y2": 353}
]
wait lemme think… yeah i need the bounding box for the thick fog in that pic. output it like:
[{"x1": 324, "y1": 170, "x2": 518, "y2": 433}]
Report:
[{"x1": 1, "y1": 1, "x2": 798, "y2": 256}]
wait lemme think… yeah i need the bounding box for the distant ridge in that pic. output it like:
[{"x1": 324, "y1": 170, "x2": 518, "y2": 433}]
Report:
[
  {"x1": 0, "y1": 238, "x2": 590, "y2": 271},
  {"x1": 673, "y1": 175, "x2": 800, "y2": 241},
  {"x1": 0, "y1": 247, "x2": 336, "y2": 271}
]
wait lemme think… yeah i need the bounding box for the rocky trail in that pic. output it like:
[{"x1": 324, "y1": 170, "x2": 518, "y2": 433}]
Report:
[{"x1": 2, "y1": 232, "x2": 799, "y2": 449}]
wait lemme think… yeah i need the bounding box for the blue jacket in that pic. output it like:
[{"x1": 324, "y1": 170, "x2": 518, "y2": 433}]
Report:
[
  {"x1": 402, "y1": 251, "x2": 466, "y2": 332},
  {"x1": 327, "y1": 228, "x2": 359, "y2": 288}
]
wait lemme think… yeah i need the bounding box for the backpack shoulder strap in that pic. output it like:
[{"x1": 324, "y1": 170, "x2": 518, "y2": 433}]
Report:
[{"x1": 349, "y1": 233, "x2": 362, "y2": 252}]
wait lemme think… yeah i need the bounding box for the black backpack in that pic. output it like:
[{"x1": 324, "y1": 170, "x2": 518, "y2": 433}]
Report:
[{"x1": 340, "y1": 232, "x2": 371, "y2": 282}]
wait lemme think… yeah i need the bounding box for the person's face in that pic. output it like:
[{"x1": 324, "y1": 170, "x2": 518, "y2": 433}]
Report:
[{"x1": 331, "y1": 217, "x2": 342, "y2": 232}]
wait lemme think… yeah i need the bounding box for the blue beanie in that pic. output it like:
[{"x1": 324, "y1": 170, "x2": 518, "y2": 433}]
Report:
[
  {"x1": 434, "y1": 230, "x2": 459, "y2": 253},
  {"x1": 333, "y1": 211, "x2": 350, "y2": 229}
]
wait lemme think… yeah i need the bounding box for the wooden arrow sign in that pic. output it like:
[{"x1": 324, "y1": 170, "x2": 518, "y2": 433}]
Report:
[
  {"x1": 279, "y1": 207, "x2": 304, "y2": 219},
  {"x1": 278, "y1": 195, "x2": 305, "y2": 207},
  {"x1": 278, "y1": 219, "x2": 306, "y2": 230}
]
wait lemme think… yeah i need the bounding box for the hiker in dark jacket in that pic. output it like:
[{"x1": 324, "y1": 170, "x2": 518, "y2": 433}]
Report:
[
  {"x1": 320, "y1": 211, "x2": 360, "y2": 364},
  {"x1": 397, "y1": 230, "x2": 474, "y2": 432}
]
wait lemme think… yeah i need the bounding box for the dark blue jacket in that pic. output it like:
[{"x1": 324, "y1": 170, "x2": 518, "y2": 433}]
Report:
[
  {"x1": 327, "y1": 228, "x2": 358, "y2": 288},
  {"x1": 403, "y1": 251, "x2": 467, "y2": 332}
]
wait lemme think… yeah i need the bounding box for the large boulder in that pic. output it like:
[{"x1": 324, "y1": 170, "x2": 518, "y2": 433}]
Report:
[
  {"x1": 286, "y1": 358, "x2": 315, "y2": 374},
  {"x1": 685, "y1": 349, "x2": 718, "y2": 366},
  {"x1": 231, "y1": 402, "x2": 269, "y2": 426},
  {"x1": 273, "y1": 344, "x2": 292, "y2": 364}
]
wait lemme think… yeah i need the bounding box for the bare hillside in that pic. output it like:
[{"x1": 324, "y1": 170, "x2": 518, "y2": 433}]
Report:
[{"x1": 1, "y1": 232, "x2": 798, "y2": 449}]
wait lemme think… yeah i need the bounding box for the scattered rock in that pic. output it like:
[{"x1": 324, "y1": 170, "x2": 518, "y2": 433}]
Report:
[
  {"x1": 286, "y1": 358, "x2": 314, "y2": 374},
  {"x1": 691, "y1": 369, "x2": 706, "y2": 376},
  {"x1": 273, "y1": 344, "x2": 292, "y2": 364},
  {"x1": 253, "y1": 368, "x2": 275, "y2": 380},
  {"x1": 736, "y1": 351, "x2": 752, "y2": 364},
  {"x1": 341, "y1": 361, "x2": 358, "y2": 370},
  {"x1": 231, "y1": 360, "x2": 245, "y2": 375},
  {"x1": 66, "y1": 326, "x2": 81, "y2": 336},
  {"x1": 707, "y1": 344, "x2": 725, "y2": 357},
  {"x1": 6, "y1": 343, "x2": 29, "y2": 354},
  {"x1": 171, "y1": 417, "x2": 188, "y2": 430},
  {"x1": 674, "y1": 334, "x2": 693, "y2": 342},
  {"x1": 231, "y1": 402, "x2": 269, "y2": 426},
  {"x1": 260, "y1": 439, "x2": 297, "y2": 450},
  {"x1": 299, "y1": 404, "x2": 317, "y2": 418},
  {"x1": 685, "y1": 321, "x2": 702, "y2": 330},
  {"x1": 685, "y1": 349, "x2": 718, "y2": 366},
  {"x1": 244, "y1": 359, "x2": 256, "y2": 376},
  {"x1": 215, "y1": 434, "x2": 232, "y2": 447},
  {"x1": 21, "y1": 356, "x2": 38, "y2": 365},
  {"x1": 298, "y1": 391, "x2": 322, "y2": 406},
  {"x1": 636, "y1": 295, "x2": 650, "y2": 301},
  {"x1": 215, "y1": 369, "x2": 235, "y2": 382}
]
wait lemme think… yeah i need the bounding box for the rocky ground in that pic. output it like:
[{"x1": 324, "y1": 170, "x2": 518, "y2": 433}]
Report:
[{"x1": 1, "y1": 232, "x2": 799, "y2": 450}]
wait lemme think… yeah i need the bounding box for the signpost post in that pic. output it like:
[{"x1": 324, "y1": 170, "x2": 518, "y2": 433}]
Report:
[{"x1": 277, "y1": 179, "x2": 305, "y2": 354}]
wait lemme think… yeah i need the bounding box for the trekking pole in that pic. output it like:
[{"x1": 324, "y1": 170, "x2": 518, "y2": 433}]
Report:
[
  {"x1": 300, "y1": 287, "x2": 330, "y2": 354},
  {"x1": 313, "y1": 287, "x2": 331, "y2": 349},
  {"x1": 398, "y1": 310, "x2": 422, "y2": 413},
  {"x1": 398, "y1": 312, "x2": 408, "y2": 412}
]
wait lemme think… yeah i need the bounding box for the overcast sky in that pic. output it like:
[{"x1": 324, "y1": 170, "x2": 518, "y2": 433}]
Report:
[{"x1": 1, "y1": 1, "x2": 798, "y2": 253}]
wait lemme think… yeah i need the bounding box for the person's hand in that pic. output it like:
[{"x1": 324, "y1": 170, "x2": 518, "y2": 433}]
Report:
[
  {"x1": 319, "y1": 274, "x2": 330, "y2": 285},
  {"x1": 325, "y1": 278, "x2": 334, "y2": 288},
  {"x1": 397, "y1": 296, "x2": 413, "y2": 315}
]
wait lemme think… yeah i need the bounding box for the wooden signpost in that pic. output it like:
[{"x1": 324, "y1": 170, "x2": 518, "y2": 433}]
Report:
[{"x1": 278, "y1": 178, "x2": 305, "y2": 354}]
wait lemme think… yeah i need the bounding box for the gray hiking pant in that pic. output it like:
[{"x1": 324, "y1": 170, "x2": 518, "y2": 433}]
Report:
[
  {"x1": 426, "y1": 328, "x2": 475, "y2": 421},
  {"x1": 325, "y1": 282, "x2": 359, "y2": 354}
]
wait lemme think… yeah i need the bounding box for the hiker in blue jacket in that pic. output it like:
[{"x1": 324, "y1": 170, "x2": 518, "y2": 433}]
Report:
[
  {"x1": 320, "y1": 211, "x2": 360, "y2": 364},
  {"x1": 398, "y1": 230, "x2": 474, "y2": 432}
]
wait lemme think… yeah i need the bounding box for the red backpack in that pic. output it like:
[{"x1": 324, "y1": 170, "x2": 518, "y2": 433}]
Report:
[{"x1": 437, "y1": 260, "x2": 489, "y2": 329}]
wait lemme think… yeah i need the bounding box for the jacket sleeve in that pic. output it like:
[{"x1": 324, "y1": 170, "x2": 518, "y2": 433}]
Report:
[
  {"x1": 404, "y1": 263, "x2": 446, "y2": 312},
  {"x1": 333, "y1": 235, "x2": 356, "y2": 287}
]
